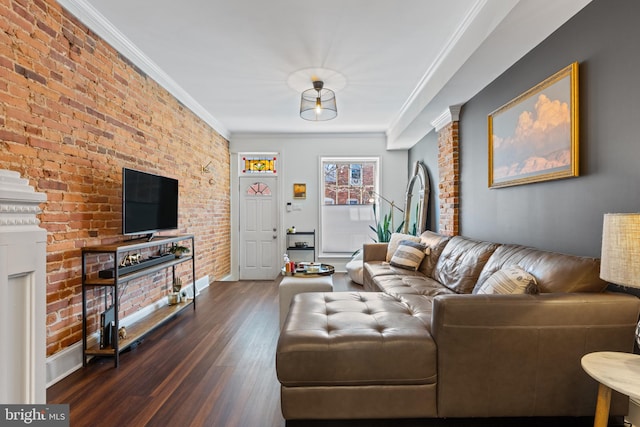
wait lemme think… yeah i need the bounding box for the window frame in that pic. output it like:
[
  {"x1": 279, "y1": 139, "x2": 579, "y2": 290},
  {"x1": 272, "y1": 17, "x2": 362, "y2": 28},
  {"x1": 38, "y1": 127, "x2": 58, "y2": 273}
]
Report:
[{"x1": 318, "y1": 156, "x2": 380, "y2": 257}]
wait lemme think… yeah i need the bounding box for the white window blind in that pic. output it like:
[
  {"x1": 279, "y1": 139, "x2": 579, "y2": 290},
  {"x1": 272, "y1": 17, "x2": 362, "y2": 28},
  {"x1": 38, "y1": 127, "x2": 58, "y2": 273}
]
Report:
[{"x1": 319, "y1": 157, "x2": 379, "y2": 255}]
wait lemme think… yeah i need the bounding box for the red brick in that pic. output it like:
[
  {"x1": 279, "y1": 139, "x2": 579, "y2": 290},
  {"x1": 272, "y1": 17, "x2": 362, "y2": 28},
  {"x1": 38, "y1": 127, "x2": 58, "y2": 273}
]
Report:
[
  {"x1": 437, "y1": 121, "x2": 460, "y2": 236},
  {"x1": 1, "y1": 0, "x2": 230, "y2": 358}
]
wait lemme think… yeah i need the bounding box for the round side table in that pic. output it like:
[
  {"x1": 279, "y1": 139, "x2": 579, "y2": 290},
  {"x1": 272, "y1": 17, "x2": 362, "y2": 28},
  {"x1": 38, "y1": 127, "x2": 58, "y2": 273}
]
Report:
[{"x1": 581, "y1": 351, "x2": 640, "y2": 427}]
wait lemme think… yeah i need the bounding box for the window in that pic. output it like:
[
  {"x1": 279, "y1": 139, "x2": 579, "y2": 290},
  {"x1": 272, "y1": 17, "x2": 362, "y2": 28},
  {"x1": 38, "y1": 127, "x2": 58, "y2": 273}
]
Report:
[
  {"x1": 246, "y1": 182, "x2": 271, "y2": 196},
  {"x1": 320, "y1": 157, "x2": 379, "y2": 256},
  {"x1": 349, "y1": 164, "x2": 362, "y2": 186},
  {"x1": 239, "y1": 154, "x2": 278, "y2": 175}
]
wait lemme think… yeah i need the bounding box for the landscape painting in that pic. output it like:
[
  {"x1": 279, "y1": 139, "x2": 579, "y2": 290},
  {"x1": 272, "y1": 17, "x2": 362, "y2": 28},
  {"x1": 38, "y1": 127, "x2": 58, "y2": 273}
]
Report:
[{"x1": 488, "y1": 62, "x2": 579, "y2": 188}]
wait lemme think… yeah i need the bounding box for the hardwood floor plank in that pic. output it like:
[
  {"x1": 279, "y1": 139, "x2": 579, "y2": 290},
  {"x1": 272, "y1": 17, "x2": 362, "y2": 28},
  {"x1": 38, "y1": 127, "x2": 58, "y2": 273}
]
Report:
[{"x1": 48, "y1": 274, "x2": 608, "y2": 427}]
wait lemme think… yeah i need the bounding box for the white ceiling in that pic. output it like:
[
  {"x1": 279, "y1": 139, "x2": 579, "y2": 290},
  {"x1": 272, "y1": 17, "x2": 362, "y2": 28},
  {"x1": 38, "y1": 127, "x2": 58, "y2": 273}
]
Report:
[{"x1": 58, "y1": 0, "x2": 592, "y2": 149}]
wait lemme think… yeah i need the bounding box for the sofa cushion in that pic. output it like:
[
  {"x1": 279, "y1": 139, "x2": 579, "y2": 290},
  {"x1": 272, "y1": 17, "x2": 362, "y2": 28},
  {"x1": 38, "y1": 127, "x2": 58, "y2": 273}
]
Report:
[
  {"x1": 390, "y1": 240, "x2": 429, "y2": 271},
  {"x1": 417, "y1": 231, "x2": 451, "y2": 278},
  {"x1": 474, "y1": 265, "x2": 539, "y2": 295},
  {"x1": 276, "y1": 292, "x2": 437, "y2": 387},
  {"x1": 364, "y1": 261, "x2": 426, "y2": 290},
  {"x1": 386, "y1": 233, "x2": 421, "y2": 262},
  {"x1": 431, "y1": 236, "x2": 500, "y2": 294},
  {"x1": 374, "y1": 274, "x2": 456, "y2": 296},
  {"x1": 476, "y1": 244, "x2": 607, "y2": 293}
]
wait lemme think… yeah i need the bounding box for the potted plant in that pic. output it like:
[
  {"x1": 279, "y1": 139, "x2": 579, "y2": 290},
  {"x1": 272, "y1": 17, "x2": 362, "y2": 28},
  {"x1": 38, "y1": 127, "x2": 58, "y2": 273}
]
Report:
[
  {"x1": 347, "y1": 203, "x2": 407, "y2": 285},
  {"x1": 369, "y1": 203, "x2": 405, "y2": 243},
  {"x1": 168, "y1": 277, "x2": 182, "y2": 305},
  {"x1": 169, "y1": 243, "x2": 190, "y2": 258}
]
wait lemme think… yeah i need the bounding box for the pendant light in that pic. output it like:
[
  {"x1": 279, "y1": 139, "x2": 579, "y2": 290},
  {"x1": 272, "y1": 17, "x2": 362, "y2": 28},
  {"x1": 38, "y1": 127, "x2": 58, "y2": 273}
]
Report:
[{"x1": 300, "y1": 80, "x2": 337, "y2": 121}]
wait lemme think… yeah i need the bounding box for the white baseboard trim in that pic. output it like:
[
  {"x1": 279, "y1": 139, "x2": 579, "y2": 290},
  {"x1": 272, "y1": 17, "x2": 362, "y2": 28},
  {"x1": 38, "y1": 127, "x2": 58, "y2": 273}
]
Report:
[
  {"x1": 46, "y1": 341, "x2": 83, "y2": 388},
  {"x1": 195, "y1": 274, "x2": 211, "y2": 293},
  {"x1": 46, "y1": 275, "x2": 209, "y2": 387}
]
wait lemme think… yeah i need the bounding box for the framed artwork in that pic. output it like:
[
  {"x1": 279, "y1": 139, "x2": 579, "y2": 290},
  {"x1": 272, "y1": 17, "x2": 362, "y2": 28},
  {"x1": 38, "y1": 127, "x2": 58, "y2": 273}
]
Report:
[
  {"x1": 293, "y1": 183, "x2": 306, "y2": 199},
  {"x1": 488, "y1": 62, "x2": 579, "y2": 188}
]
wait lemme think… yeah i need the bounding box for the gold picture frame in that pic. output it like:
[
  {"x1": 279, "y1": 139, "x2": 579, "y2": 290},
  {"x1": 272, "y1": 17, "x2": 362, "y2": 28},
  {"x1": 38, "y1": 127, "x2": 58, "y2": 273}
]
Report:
[
  {"x1": 293, "y1": 183, "x2": 306, "y2": 199},
  {"x1": 488, "y1": 62, "x2": 579, "y2": 188}
]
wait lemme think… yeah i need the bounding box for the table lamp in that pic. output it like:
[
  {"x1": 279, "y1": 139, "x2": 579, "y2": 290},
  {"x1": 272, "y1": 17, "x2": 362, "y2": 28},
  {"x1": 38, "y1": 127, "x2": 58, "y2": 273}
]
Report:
[{"x1": 600, "y1": 213, "x2": 640, "y2": 347}]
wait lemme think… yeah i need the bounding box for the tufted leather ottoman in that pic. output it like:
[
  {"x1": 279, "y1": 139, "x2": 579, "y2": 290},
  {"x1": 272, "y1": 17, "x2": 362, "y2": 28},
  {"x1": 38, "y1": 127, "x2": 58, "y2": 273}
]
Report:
[{"x1": 276, "y1": 291, "x2": 438, "y2": 420}]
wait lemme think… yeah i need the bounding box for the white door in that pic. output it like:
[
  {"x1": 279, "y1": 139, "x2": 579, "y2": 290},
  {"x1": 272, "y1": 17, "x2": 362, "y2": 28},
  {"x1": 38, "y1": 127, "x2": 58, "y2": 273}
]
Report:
[{"x1": 239, "y1": 177, "x2": 279, "y2": 280}]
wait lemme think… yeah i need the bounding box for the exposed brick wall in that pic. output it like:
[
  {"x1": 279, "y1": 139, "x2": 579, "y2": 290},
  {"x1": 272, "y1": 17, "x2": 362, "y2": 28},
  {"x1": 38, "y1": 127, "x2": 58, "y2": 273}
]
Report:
[
  {"x1": 0, "y1": 0, "x2": 230, "y2": 356},
  {"x1": 437, "y1": 121, "x2": 459, "y2": 236}
]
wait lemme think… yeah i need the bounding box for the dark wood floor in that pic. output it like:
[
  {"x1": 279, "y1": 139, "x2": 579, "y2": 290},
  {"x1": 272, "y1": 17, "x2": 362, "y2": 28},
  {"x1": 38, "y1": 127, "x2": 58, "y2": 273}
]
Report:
[{"x1": 48, "y1": 274, "x2": 619, "y2": 427}]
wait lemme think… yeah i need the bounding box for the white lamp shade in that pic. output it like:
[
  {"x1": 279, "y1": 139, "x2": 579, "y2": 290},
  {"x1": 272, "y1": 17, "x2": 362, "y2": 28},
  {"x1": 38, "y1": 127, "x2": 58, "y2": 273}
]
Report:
[{"x1": 600, "y1": 213, "x2": 640, "y2": 288}]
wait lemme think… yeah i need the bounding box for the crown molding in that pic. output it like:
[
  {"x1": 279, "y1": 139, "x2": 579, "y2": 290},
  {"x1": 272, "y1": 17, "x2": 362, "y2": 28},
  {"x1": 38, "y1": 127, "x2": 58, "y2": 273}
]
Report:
[
  {"x1": 56, "y1": 0, "x2": 230, "y2": 140},
  {"x1": 386, "y1": 0, "x2": 491, "y2": 140},
  {"x1": 231, "y1": 131, "x2": 386, "y2": 141},
  {"x1": 431, "y1": 106, "x2": 462, "y2": 132}
]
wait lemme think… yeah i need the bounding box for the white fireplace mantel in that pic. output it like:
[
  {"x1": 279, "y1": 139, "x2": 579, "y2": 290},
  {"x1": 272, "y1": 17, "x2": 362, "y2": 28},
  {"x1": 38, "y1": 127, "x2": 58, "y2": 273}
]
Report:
[{"x1": 0, "y1": 169, "x2": 47, "y2": 404}]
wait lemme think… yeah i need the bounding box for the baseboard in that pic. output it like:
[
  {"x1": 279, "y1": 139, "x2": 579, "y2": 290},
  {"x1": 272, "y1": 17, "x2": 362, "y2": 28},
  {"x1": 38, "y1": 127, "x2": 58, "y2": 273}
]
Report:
[
  {"x1": 195, "y1": 274, "x2": 211, "y2": 293},
  {"x1": 46, "y1": 341, "x2": 83, "y2": 388},
  {"x1": 46, "y1": 275, "x2": 209, "y2": 387}
]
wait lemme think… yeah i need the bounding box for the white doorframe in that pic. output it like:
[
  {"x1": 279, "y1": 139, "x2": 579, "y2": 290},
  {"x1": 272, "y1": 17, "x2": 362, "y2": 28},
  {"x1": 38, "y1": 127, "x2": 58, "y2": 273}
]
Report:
[{"x1": 231, "y1": 152, "x2": 281, "y2": 281}]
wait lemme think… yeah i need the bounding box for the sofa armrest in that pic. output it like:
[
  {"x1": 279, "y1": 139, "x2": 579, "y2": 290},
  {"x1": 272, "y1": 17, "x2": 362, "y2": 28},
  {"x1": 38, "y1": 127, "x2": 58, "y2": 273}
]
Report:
[
  {"x1": 431, "y1": 292, "x2": 640, "y2": 418},
  {"x1": 363, "y1": 243, "x2": 388, "y2": 262}
]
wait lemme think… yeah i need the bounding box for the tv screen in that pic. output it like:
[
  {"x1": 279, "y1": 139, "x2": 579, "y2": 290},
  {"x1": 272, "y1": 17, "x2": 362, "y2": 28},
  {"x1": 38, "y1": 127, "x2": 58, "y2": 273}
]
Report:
[{"x1": 122, "y1": 168, "x2": 179, "y2": 237}]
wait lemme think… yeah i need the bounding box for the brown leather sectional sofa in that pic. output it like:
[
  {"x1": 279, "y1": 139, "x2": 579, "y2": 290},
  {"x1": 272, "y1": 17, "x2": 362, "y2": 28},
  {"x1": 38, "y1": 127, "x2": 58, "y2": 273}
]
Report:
[{"x1": 276, "y1": 232, "x2": 640, "y2": 421}]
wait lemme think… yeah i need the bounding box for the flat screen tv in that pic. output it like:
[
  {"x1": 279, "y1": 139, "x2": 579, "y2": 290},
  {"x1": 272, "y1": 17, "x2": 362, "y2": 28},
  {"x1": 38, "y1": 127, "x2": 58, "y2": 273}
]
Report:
[{"x1": 122, "y1": 168, "x2": 179, "y2": 238}]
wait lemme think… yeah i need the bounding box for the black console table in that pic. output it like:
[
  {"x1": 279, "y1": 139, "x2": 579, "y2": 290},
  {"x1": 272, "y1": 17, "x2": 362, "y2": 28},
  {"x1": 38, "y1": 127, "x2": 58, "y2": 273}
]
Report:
[{"x1": 81, "y1": 235, "x2": 195, "y2": 367}]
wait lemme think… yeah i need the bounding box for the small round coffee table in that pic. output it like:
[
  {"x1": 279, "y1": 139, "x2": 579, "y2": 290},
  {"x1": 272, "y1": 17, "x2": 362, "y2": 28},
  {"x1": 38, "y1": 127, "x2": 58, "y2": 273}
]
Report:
[{"x1": 281, "y1": 262, "x2": 335, "y2": 277}]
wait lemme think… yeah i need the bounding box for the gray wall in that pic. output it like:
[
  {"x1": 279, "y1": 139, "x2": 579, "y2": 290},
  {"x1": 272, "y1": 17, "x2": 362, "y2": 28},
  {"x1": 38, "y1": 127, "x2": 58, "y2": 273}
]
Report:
[
  {"x1": 409, "y1": 130, "x2": 439, "y2": 232},
  {"x1": 410, "y1": 0, "x2": 640, "y2": 257}
]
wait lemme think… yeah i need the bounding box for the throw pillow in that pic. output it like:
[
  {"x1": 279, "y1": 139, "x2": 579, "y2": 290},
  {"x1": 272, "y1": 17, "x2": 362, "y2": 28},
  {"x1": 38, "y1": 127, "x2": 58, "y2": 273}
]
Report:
[
  {"x1": 390, "y1": 240, "x2": 429, "y2": 271},
  {"x1": 474, "y1": 265, "x2": 539, "y2": 295},
  {"x1": 417, "y1": 231, "x2": 450, "y2": 278},
  {"x1": 386, "y1": 232, "x2": 421, "y2": 262}
]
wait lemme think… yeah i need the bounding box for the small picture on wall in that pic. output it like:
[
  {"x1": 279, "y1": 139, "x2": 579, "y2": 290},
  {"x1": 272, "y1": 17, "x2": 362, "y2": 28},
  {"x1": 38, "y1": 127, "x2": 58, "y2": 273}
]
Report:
[
  {"x1": 488, "y1": 62, "x2": 579, "y2": 188},
  {"x1": 293, "y1": 183, "x2": 306, "y2": 199}
]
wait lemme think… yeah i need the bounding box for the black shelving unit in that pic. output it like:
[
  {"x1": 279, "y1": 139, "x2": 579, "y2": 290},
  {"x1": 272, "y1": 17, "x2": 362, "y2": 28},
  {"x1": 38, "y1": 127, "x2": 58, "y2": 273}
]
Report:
[
  {"x1": 81, "y1": 235, "x2": 195, "y2": 367},
  {"x1": 286, "y1": 230, "x2": 315, "y2": 262}
]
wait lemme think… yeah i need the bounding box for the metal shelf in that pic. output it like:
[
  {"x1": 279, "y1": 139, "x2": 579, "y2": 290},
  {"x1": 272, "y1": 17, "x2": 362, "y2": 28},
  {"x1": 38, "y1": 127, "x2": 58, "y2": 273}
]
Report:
[
  {"x1": 285, "y1": 230, "x2": 315, "y2": 262},
  {"x1": 81, "y1": 234, "x2": 196, "y2": 367},
  {"x1": 84, "y1": 299, "x2": 193, "y2": 355}
]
